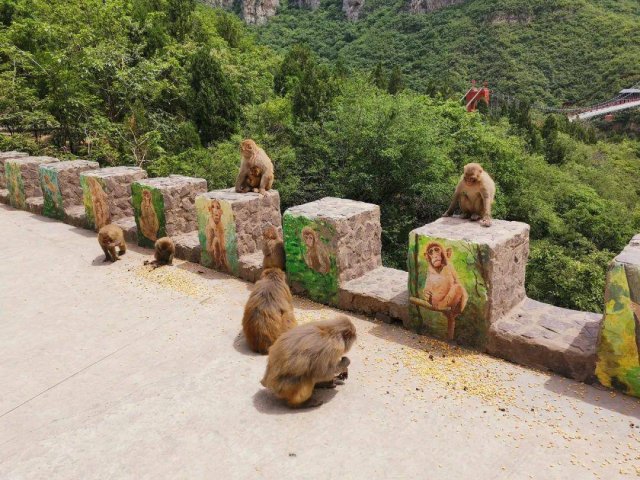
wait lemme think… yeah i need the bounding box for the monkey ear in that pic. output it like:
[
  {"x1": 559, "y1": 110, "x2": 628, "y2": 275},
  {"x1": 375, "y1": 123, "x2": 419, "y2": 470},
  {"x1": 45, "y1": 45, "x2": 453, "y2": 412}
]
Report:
[{"x1": 445, "y1": 248, "x2": 453, "y2": 259}]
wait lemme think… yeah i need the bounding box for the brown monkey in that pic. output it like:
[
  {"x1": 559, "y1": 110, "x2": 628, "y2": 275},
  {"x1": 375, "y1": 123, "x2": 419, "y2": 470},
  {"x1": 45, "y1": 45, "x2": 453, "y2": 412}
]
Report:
[
  {"x1": 145, "y1": 237, "x2": 175, "y2": 268},
  {"x1": 301, "y1": 226, "x2": 330, "y2": 274},
  {"x1": 262, "y1": 226, "x2": 285, "y2": 270},
  {"x1": 242, "y1": 268, "x2": 297, "y2": 354},
  {"x1": 443, "y1": 162, "x2": 495, "y2": 227},
  {"x1": 245, "y1": 166, "x2": 263, "y2": 193},
  {"x1": 139, "y1": 189, "x2": 160, "y2": 241},
  {"x1": 235, "y1": 139, "x2": 274, "y2": 195},
  {"x1": 261, "y1": 315, "x2": 356, "y2": 408},
  {"x1": 205, "y1": 199, "x2": 230, "y2": 272},
  {"x1": 87, "y1": 177, "x2": 111, "y2": 230},
  {"x1": 412, "y1": 242, "x2": 468, "y2": 341},
  {"x1": 98, "y1": 224, "x2": 127, "y2": 262}
]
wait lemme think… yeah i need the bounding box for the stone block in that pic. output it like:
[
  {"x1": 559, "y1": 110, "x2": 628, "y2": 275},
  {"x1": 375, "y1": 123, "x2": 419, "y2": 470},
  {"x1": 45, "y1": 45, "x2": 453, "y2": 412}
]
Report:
[
  {"x1": 0, "y1": 151, "x2": 28, "y2": 188},
  {"x1": 25, "y1": 196, "x2": 44, "y2": 215},
  {"x1": 0, "y1": 188, "x2": 9, "y2": 204},
  {"x1": 39, "y1": 160, "x2": 99, "y2": 220},
  {"x1": 283, "y1": 197, "x2": 381, "y2": 305},
  {"x1": 174, "y1": 231, "x2": 201, "y2": 263},
  {"x1": 5, "y1": 156, "x2": 59, "y2": 209},
  {"x1": 595, "y1": 236, "x2": 640, "y2": 398},
  {"x1": 132, "y1": 175, "x2": 207, "y2": 247},
  {"x1": 338, "y1": 267, "x2": 409, "y2": 323},
  {"x1": 238, "y1": 251, "x2": 264, "y2": 283},
  {"x1": 195, "y1": 189, "x2": 281, "y2": 277},
  {"x1": 63, "y1": 205, "x2": 87, "y2": 228},
  {"x1": 407, "y1": 217, "x2": 529, "y2": 347},
  {"x1": 113, "y1": 216, "x2": 137, "y2": 243},
  {"x1": 80, "y1": 166, "x2": 147, "y2": 231},
  {"x1": 487, "y1": 298, "x2": 600, "y2": 382}
]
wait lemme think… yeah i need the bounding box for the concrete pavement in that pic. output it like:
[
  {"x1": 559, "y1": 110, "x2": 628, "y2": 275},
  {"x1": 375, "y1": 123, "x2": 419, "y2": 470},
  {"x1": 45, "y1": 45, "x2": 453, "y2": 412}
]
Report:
[{"x1": 1, "y1": 205, "x2": 639, "y2": 479}]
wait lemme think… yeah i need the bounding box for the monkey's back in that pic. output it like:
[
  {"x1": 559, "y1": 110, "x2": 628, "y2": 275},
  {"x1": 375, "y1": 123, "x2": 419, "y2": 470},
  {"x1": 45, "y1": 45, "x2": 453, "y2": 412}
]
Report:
[
  {"x1": 243, "y1": 273, "x2": 296, "y2": 354},
  {"x1": 261, "y1": 321, "x2": 347, "y2": 392}
]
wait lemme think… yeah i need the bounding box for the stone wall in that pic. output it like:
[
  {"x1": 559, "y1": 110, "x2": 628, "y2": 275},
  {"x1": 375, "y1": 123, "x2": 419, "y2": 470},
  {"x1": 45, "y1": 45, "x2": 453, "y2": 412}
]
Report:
[
  {"x1": 0, "y1": 151, "x2": 28, "y2": 188},
  {"x1": 195, "y1": 189, "x2": 281, "y2": 279},
  {"x1": 39, "y1": 160, "x2": 99, "y2": 220},
  {"x1": 5, "y1": 156, "x2": 59, "y2": 209},
  {"x1": 80, "y1": 167, "x2": 148, "y2": 230},
  {"x1": 132, "y1": 175, "x2": 207, "y2": 247},
  {"x1": 2, "y1": 149, "x2": 639, "y2": 398}
]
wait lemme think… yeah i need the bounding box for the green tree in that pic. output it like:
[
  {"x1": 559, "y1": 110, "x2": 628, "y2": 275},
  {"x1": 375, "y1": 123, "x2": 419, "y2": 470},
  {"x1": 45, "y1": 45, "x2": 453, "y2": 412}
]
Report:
[
  {"x1": 292, "y1": 62, "x2": 335, "y2": 123},
  {"x1": 273, "y1": 44, "x2": 313, "y2": 96},
  {"x1": 188, "y1": 46, "x2": 240, "y2": 145},
  {"x1": 370, "y1": 62, "x2": 386, "y2": 90},
  {"x1": 387, "y1": 66, "x2": 405, "y2": 95},
  {"x1": 167, "y1": 0, "x2": 195, "y2": 40}
]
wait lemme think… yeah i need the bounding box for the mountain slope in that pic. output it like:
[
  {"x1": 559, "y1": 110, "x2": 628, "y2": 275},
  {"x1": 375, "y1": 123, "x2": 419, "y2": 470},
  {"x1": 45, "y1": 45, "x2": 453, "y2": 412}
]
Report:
[{"x1": 256, "y1": 0, "x2": 640, "y2": 104}]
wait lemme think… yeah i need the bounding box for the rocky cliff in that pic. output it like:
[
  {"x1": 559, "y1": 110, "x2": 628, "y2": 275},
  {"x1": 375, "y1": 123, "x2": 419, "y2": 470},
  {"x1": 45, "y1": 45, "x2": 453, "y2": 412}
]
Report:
[
  {"x1": 343, "y1": 0, "x2": 364, "y2": 20},
  {"x1": 407, "y1": 0, "x2": 466, "y2": 14},
  {"x1": 242, "y1": 0, "x2": 280, "y2": 24}
]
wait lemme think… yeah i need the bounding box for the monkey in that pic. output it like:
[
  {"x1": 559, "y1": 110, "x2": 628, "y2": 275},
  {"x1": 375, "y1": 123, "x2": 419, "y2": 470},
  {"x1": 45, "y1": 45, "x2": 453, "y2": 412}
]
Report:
[
  {"x1": 242, "y1": 267, "x2": 297, "y2": 354},
  {"x1": 245, "y1": 166, "x2": 263, "y2": 193},
  {"x1": 443, "y1": 162, "x2": 495, "y2": 227},
  {"x1": 139, "y1": 189, "x2": 160, "y2": 242},
  {"x1": 261, "y1": 315, "x2": 356, "y2": 408},
  {"x1": 235, "y1": 139, "x2": 274, "y2": 195},
  {"x1": 98, "y1": 224, "x2": 127, "y2": 262},
  {"x1": 262, "y1": 226, "x2": 286, "y2": 270},
  {"x1": 205, "y1": 199, "x2": 230, "y2": 272},
  {"x1": 144, "y1": 236, "x2": 175, "y2": 268},
  {"x1": 301, "y1": 226, "x2": 330, "y2": 274},
  {"x1": 87, "y1": 176, "x2": 111, "y2": 230},
  {"x1": 411, "y1": 242, "x2": 468, "y2": 342}
]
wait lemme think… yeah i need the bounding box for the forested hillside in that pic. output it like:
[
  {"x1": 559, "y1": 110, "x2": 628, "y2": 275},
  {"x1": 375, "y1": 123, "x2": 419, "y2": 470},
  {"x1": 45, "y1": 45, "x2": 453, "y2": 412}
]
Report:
[
  {"x1": 257, "y1": 0, "x2": 640, "y2": 104},
  {"x1": 0, "y1": 0, "x2": 639, "y2": 313}
]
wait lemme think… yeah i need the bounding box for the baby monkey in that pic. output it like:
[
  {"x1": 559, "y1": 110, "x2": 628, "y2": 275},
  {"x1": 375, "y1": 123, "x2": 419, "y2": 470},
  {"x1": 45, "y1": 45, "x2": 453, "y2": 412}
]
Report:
[
  {"x1": 246, "y1": 166, "x2": 263, "y2": 193},
  {"x1": 443, "y1": 162, "x2": 495, "y2": 227},
  {"x1": 144, "y1": 237, "x2": 175, "y2": 269},
  {"x1": 261, "y1": 315, "x2": 356, "y2": 408},
  {"x1": 262, "y1": 226, "x2": 285, "y2": 270},
  {"x1": 98, "y1": 224, "x2": 126, "y2": 262}
]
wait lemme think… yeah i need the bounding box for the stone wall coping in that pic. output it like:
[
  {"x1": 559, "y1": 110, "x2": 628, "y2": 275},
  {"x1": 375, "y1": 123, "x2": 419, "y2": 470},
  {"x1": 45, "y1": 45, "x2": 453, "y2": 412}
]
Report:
[
  {"x1": 8, "y1": 156, "x2": 59, "y2": 166},
  {"x1": 614, "y1": 235, "x2": 640, "y2": 265},
  {"x1": 285, "y1": 196, "x2": 379, "y2": 220},
  {"x1": 198, "y1": 188, "x2": 279, "y2": 204},
  {"x1": 134, "y1": 175, "x2": 206, "y2": 188},
  {"x1": 40, "y1": 160, "x2": 99, "y2": 172},
  {"x1": 411, "y1": 217, "x2": 530, "y2": 247},
  {"x1": 82, "y1": 166, "x2": 146, "y2": 178},
  {"x1": 0, "y1": 151, "x2": 28, "y2": 159}
]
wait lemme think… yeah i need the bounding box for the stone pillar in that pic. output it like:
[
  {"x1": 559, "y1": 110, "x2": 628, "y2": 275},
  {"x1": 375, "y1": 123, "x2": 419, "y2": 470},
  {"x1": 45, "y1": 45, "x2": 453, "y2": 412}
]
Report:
[
  {"x1": 0, "y1": 151, "x2": 28, "y2": 189},
  {"x1": 407, "y1": 217, "x2": 529, "y2": 347},
  {"x1": 38, "y1": 160, "x2": 99, "y2": 223},
  {"x1": 596, "y1": 234, "x2": 640, "y2": 398},
  {"x1": 132, "y1": 175, "x2": 207, "y2": 248},
  {"x1": 283, "y1": 197, "x2": 382, "y2": 305},
  {"x1": 80, "y1": 166, "x2": 147, "y2": 231},
  {"x1": 195, "y1": 189, "x2": 282, "y2": 280},
  {"x1": 5, "y1": 156, "x2": 59, "y2": 211}
]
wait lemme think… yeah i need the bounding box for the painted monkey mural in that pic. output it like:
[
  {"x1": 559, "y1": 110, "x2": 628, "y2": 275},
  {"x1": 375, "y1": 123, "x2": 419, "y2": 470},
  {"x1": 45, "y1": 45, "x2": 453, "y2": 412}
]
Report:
[
  {"x1": 410, "y1": 242, "x2": 468, "y2": 341},
  {"x1": 301, "y1": 226, "x2": 330, "y2": 275},
  {"x1": 626, "y1": 267, "x2": 640, "y2": 364},
  {"x1": 43, "y1": 173, "x2": 62, "y2": 211},
  {"x1": 205, "y1": 199, "x2": 230, "y2": 272},
  {"x1": 139, "y1": 189, "x2": 160, "y2": 242},
  {"x1": 87, "y1": 176, "x2": 111, "y2": 229}
]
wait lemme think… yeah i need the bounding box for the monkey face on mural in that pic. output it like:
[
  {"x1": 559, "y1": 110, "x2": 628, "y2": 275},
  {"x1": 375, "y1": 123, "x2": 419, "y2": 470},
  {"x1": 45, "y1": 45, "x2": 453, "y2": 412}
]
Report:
[{"x1": 301, "y1": 226, "x2": 331, "y2": 275}]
